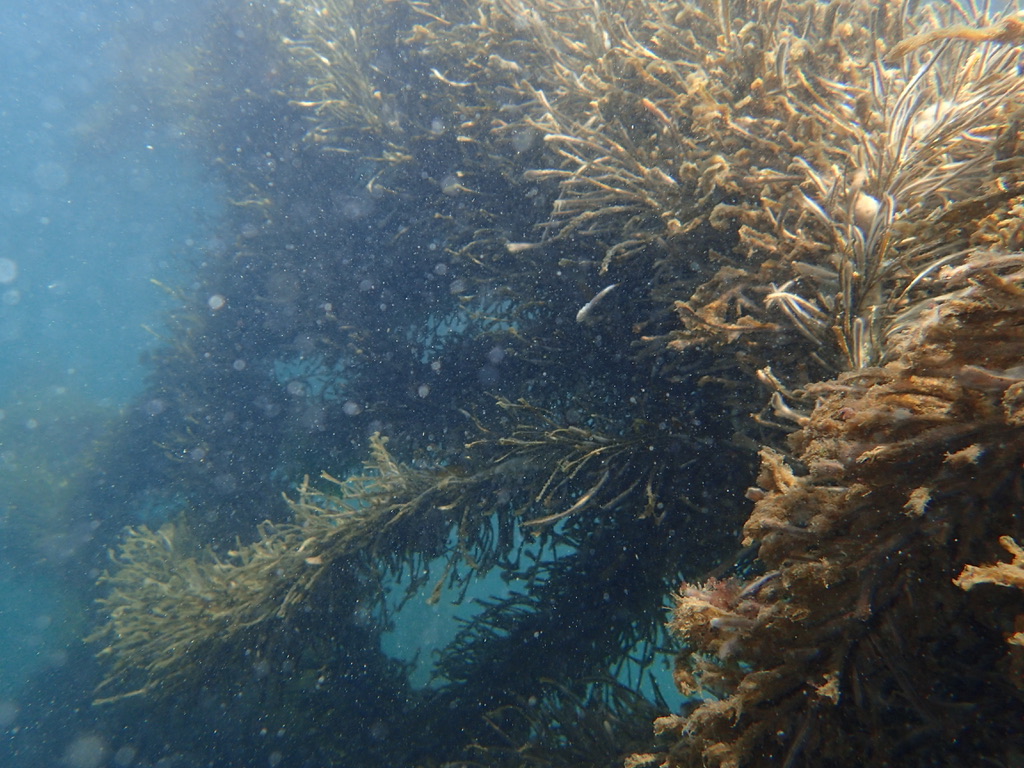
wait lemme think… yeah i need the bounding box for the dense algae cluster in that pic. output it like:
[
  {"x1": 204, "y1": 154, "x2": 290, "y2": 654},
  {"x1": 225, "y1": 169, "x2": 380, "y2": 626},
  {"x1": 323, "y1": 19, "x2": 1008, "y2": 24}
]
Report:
[{"x1": 78, "y1": 1, "x2": 1024, "y2": 766}]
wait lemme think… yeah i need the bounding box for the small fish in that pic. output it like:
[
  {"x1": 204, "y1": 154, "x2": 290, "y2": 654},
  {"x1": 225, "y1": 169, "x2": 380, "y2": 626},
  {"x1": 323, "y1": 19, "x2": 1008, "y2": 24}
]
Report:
[
  {"x1": 430, "y1": 68, "x2": 472, "y2": 88},
  {"x1": 576, "y1": 283, "x2": 618, "y2": 323}
]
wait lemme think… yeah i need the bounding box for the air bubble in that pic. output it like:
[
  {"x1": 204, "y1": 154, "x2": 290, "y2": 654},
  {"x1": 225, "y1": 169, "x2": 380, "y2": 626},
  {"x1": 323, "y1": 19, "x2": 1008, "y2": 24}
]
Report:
[{"x1": 0, "y1": 258, "x2": 17, "y2": 284}]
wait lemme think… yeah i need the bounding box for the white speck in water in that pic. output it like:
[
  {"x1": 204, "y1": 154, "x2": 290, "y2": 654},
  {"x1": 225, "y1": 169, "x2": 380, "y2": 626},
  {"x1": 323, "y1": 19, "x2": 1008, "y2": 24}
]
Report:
[
  {"x1": 61, "y1": 733, "x2": 109, "y2": 768},
  {"x1": 113, "y1": 745, "x2": 137, "y2": 767},
  {"x1": 33, "y1": 161, "x2": 69, "y2": 191},
  {"x1": 0, "y1": 258, "x2": 17, "y2": 284},
  {"x1": 0, "y1": 700, "x2": 18, "y2": 728}
]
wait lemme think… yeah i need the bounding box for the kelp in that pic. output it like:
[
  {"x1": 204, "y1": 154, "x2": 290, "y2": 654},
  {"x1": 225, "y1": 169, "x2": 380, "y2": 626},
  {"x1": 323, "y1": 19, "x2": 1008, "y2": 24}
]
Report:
[{"x1": 77, "y1": 1, "x2": 1024, "y2": 767}]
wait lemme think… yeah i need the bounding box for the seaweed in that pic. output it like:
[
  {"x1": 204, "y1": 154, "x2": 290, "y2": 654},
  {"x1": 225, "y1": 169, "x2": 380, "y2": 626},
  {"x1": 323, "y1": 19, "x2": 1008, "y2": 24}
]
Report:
[
  {"x1": 663, "y1": 256, "x2": 1024, "y2": 767},
  {"x1": 68, "y1": 1, "x2": 1024, "y2": 767}
]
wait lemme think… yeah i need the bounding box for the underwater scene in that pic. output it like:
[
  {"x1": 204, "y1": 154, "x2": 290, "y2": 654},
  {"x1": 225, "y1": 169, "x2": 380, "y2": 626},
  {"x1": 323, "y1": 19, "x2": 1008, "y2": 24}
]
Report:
[{"x1": 3, "y1": 0, "x2": 1024, "y2": 766}]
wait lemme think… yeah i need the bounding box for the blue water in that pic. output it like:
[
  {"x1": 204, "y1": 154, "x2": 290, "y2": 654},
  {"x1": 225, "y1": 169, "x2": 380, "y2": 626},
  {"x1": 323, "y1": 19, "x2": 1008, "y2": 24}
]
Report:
[
  {"x1": 0, "y1": 0, "x2": 220, "y2": 703},
  {"x1": 0, "y1": 0, "x2": 223, "y2": 403}
]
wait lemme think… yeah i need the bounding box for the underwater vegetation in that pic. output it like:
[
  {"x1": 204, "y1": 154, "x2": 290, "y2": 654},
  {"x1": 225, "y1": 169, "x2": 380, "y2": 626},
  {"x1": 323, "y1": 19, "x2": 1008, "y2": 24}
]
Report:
[
  {"x1": 661, "y1": 257, "x2": 1024, "y2": 766},
  {"x1": 58, "y1": 0, "x2": 1024, "y2": 766}
]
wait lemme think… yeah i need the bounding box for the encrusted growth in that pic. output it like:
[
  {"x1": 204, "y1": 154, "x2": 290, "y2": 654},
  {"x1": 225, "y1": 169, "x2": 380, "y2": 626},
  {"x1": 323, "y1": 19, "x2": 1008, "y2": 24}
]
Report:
[{"x1": 662, "y1": 253, "x2": 1024, "y2": 767}]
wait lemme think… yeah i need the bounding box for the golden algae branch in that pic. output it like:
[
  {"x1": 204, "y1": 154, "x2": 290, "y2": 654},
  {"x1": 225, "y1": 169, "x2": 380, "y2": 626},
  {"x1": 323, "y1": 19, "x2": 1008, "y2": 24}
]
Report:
[
  {"x1": 956, "y1": 536, "x2": 1024, "y2": 652},
  {"x1": 957, "y1": 537, "x2": 1024, "y2": 594},
  {"x1": 887, "y1": 12, "x2": 1024, "y2": 61},
  {"x1": 668, "y1": 1, "x2": 1024, "y2": 369},
  {"x1": 91, "y1": 401, "x2": 695, "y2": 703},
  {"x1": 284, "y1": 0, "x2": 411, "y2": 148},
  {"x1": 90, "y1": 434, "x2": 457, "y2": 701}
]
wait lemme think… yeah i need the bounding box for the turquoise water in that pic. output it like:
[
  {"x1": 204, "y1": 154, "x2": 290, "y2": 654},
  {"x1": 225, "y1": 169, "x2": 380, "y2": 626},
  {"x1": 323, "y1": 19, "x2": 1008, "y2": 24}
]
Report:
[
  {"x1": 0, "y1": 0, "x2": 220, "y2": 703},
  {"x1": 0, "y1": 0, "x2": 221, "y2": 402}
]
